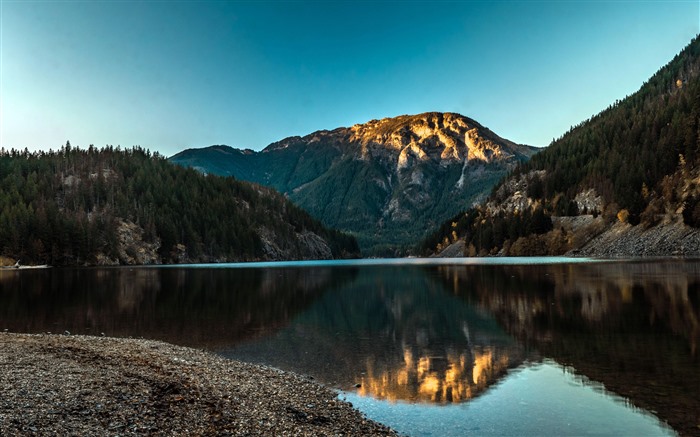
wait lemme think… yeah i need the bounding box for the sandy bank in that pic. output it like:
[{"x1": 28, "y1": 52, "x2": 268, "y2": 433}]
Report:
[{"x1": 0, "y1": 333, "x2": 396, "y2": 436}]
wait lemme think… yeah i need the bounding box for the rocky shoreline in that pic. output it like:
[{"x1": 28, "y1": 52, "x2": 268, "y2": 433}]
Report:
[
  {"x1": 434, "y1": 215, "x2": 700, "y2": 258},
  {"x1": 0, "y1": 333, "x2": 396, "y2": 436},
  {"x1": 567, "y1": 218, "x2": 700, "y2": 258}
]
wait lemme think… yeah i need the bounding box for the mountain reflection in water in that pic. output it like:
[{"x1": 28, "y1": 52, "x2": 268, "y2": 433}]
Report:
[
  {"x1": 222, "y1": 266, "x2": 530, "y2": 404},
  {"x1": 355, "y1": 346, "x2": 510, "y2": 403}
]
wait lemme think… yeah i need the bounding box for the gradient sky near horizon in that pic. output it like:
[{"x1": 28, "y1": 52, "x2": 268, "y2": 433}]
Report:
[{"x1": 1, "y1": 1, "x2": 698, "y2": 156}]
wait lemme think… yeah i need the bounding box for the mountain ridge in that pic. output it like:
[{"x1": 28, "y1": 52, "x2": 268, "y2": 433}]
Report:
[{"x1": 171, "y1": 112, "x2": 538, "y2": 255}]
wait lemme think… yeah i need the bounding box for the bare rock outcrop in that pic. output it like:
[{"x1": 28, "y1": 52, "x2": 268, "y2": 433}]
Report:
[
  {"x1": 259, "y1": 228, "x2": 333, "y2": 261},
  {"x1": 116, "y1": 220, "x2": 162, "y2": 265}
]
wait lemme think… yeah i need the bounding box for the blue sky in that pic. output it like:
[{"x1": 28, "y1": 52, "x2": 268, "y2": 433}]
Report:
[{"x1": 1, "y1": 1, "x2": 698, "y2": 156}]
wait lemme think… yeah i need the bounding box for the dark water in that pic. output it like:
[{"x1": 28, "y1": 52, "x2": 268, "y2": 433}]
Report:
[{"x1": 1, "y1": 258, "x2": 698, "y2": 435}]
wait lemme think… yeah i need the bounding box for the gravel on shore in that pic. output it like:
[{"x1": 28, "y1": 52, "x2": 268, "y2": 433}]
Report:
[
  {"x1": 570, "y1": 219, "x2": 700, "y2": 257},
  {"x1": 0, "y1": 333, "x2": 397, "y2": 436}
]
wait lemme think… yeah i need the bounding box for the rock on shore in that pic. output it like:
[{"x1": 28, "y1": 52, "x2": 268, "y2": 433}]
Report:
[{"x1": 0, "y1": 333, "x2": 396, "y2": 436}]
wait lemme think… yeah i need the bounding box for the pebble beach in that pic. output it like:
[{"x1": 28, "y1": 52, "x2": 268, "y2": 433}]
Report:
[{"x1": 0, "y1": 333, "x2": 396, "y2": 436}]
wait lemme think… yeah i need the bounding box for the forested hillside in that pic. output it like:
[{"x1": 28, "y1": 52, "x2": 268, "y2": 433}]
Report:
[
  {"x1": 423, "y1": 36, "x2": 700, "y2": 256},
  {"x1": 0, "y1": 145, "x2": 359, "y2": 266}
]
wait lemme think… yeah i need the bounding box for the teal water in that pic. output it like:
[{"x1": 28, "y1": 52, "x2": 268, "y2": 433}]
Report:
[
  {"x1": 342, "y1": 360, "x2": 674, "y2": 436},
  {"x1": 1, "y1": 257, "x2": 698, "y2": 435},
  {"x1": 157, "y1": 255, "x2": 606, "y2": 269}
]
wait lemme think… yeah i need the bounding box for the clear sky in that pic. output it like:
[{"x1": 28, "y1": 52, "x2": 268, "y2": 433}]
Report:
[{"x1": 1, "y1": 1, "x2": 698, "y2": 156}]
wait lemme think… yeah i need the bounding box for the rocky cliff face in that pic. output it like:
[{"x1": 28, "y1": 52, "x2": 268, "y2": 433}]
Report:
[
  {"x1": 171, "y1": 112, "x2": 537, "y2": 255},
  {"x1": 94, "y1": 220, "x2": 162, "y2": 265},
  {"x1": 346, "y1": 113, "x2": 529, "y2": 164}
]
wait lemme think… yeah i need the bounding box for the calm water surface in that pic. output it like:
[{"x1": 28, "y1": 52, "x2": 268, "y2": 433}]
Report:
[{"x1": 1, "y1": 258, "x2": 698, "y2": 436}]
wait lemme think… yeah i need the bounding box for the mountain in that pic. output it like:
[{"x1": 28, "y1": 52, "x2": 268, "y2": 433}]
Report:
[
  {"x1": 423, "y1": 36, "x2": 700, "y2": 257},
  {"x1": 0, "y1": 145, "x2": 359, "y2": 266},
  {"x1": 171, "y1": 112, "x2": 537, "y2": 255}
]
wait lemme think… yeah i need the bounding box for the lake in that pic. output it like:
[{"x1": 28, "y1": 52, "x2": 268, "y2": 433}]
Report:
[{"x1": 1, "y1": 258, "x2": 698, "y2": 436}]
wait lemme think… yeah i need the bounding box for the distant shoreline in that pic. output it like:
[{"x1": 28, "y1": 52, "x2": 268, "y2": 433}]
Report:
[
  {"x1": 4, "y1": 254, "x2": 700, "y2": 270},
  {"x1": 0, "y1": 333, "x2": 395, "y2": 436}
]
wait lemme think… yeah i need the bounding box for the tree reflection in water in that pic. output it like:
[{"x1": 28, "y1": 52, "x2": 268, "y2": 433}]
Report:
[
  {"x1": 0, "y1": 266, "x2": 356, "y2": 348},
  {"x1": 436, "y1": 260, "x2": 700, "y2": 437}
]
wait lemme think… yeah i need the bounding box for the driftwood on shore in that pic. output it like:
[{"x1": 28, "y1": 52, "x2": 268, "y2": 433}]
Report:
[
  {"x1": 0, "y1": 259, "x2": 51, "y2": 270},
  {"x1": 0, "y1": 333, "x2": 395, "y2": 436},
  {"x1": 0, "y1": 265, "x2": 50, "y2": 270}
]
